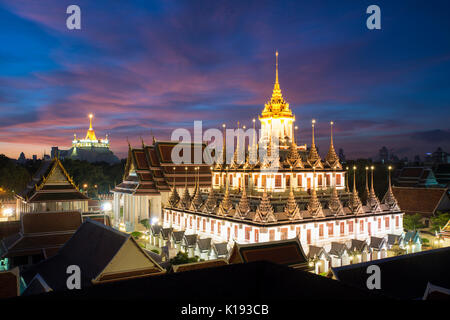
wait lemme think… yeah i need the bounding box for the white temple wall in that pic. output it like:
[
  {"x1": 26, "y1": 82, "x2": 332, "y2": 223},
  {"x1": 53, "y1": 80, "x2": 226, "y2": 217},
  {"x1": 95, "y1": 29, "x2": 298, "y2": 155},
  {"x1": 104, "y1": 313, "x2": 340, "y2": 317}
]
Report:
[{"x1": 163, "y1": 209, "x2": 403, "y2": 254}]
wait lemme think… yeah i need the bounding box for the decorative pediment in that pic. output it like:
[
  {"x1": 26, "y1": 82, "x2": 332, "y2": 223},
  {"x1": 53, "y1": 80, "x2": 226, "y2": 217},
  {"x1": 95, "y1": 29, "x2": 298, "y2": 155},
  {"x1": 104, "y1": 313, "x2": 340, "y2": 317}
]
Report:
[
  {"x1": 203, "y1": 188, "x2": 217, "y2": 213},
  {"x1": 328, "y1": 187, "x2": 345, "y2": 216},
  {"x1": 168, "y1": 187, "x2": 180, "y2": 207},
  {"x1": 177, "y1": 188, "x2": 191, "y2": 209},
  {"x1": 367, "y1": 189, "x2": 382, "y2": 213}
]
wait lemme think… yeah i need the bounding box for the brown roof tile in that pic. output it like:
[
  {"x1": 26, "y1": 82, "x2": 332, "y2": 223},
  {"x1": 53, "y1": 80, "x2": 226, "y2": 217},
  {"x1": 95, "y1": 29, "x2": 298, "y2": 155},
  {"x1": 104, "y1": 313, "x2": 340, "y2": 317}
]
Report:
[{"x1": 392, "y1": 187, "x2": 447, "y2": 216}]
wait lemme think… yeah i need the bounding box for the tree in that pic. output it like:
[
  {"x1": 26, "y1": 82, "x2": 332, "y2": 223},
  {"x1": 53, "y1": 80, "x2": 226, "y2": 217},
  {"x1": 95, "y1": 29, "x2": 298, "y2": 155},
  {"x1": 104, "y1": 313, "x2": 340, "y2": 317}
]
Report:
[
  {"x1": 403, "y1": 213, "x2": 425, "y2": 231},
  {"x1": 430, "y1": 212, "x2": 450, "y2": 233},
  {"x1": 0, "y1": 155, "x2": 30, "y2": 193},
  {"x1": 169, "y1": 252, "x2": 199, "y2": 265}
]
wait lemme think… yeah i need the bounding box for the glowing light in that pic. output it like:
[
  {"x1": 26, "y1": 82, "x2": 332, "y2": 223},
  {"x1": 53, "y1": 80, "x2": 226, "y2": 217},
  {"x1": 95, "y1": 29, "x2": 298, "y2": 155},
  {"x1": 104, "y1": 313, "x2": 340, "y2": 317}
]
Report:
[
  {"x1": 3, "y1": 208, "x2": 13, "y2": 216},
  {"x1": 101, "y1": 202, "x2": 112, "y2": 212},
  {"x1": 151, "y1": 217, "x2": 159, "y2": 225}
]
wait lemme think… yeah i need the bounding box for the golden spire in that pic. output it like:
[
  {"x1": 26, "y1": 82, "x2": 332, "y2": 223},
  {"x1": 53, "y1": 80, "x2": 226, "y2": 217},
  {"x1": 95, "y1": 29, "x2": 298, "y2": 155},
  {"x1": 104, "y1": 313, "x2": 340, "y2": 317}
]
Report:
[
  {"x1": 191, "y1": 167, "x2": 203, "y2": 210},
  {"x1": 349, "y1": 166, "x2": 363, "y2": 214},
  {"x1": 382, "y1": 166, "x2": 400, "y2": 210},
  {"x1": 275, "y1": 50, "x2": 279, "y2": 85},
  {"x1": 256, "y1": 187, "x2": 274, "y2": 218},
  {"x1": 89, "y1": 113, "x2": 93, "y2": 130},
  {"x1": 325, "y1": 121, "x2": 340, "y2": 166},
  {"x1": 232, "y1": 121, "x2": 241, "y2": 167},
  {"x1": 222, "y1": 123, "x2": 227, "y2": 165},
  {"x1": 307, "y1": 167, "x2": 324, "y2": 217},
  {"x1": 178, "y1": 167, "x2": 191, "y2": 209},
  {"x1": 285, "y1": 167, "x2": 300, "y2": 218},
  {"x1": 271, "y1": 50, "x2": 282, "y2": 99},
  {"x1": 260, "y1": 51, "x2": 293, "y2": 119},
  {"x1": 308, "y1": 119, "x2": 322, "y2": 167},
  {"x1": 367, "y1": 166, "x2": 381, "y2": 212},
  {"x1": 204, "y1": 186, "x2": 217, "y2": 212},
  {"x1": 219, "y1": 171, "x2": 233, "y2": 214},
  {"x1": 237, "y1": 177, "x2": 251, "y2": 214},
  {"x1": 168, "y1": 167, "x2": 180, "y2": 207},
  {"x1": 365, "y1": 166, "x2": 370, "y2": 203},
  {"x1": 328, "y1": 171, "x2": 344, "y2": 216},
  {"x1": 85, "y1": 114, "x2": 98, "y2": 141}
]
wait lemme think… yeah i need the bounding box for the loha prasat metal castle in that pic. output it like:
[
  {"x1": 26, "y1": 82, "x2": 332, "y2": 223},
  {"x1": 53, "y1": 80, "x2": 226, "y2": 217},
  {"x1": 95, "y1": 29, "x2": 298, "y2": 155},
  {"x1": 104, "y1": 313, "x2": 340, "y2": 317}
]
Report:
[{"x1": 113, "y1": 52, "x2": 405, "y2": 272}]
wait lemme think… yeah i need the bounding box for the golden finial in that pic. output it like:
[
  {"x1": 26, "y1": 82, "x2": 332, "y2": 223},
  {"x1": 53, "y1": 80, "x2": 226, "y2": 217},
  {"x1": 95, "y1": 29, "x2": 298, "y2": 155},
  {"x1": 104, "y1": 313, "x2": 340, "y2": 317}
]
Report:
[
  {"x1": 275, "y1": 50, "x2": 279, "y2": 85},
  {"x1": 88, "y1": 113, "x2": 93, "y2": 129},
  {"x1": 330, "y1": 121, "x2": 334, "y2": 144},
  {"x1": 311, "y1": 119, "x2": 316, "y2": 147}
]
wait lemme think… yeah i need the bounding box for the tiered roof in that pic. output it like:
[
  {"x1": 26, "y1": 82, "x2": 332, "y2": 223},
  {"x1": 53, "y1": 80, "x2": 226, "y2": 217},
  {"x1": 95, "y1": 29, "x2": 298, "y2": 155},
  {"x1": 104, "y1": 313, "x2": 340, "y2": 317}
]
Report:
[
  {"x1": 16, "y1": 158, "x2": 88, "y2": 203},
  {"x1": 22, "y1": 220, "x2": 165, "y2": 292},
  {"x1": 0, "y1": 211, "x2": 82, "y2": 260},
  {"x1": 165, "y1": 180, "x2": 401, "y2": 227},
  {"x1": 113, "y1": 141, "x2": 212, "y2": 195}
]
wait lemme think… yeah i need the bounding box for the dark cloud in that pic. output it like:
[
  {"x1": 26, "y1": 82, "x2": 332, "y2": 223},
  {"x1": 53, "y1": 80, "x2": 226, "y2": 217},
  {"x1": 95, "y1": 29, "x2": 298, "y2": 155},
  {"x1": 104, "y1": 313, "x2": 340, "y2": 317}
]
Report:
[{"x1": 411, "y1": 129, "x2": 450, "y2": 143}]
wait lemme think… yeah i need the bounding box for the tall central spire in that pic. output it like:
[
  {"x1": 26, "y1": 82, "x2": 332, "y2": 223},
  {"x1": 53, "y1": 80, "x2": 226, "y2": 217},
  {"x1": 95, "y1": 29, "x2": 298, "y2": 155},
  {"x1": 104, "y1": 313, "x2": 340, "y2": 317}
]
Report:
[
  {"x1": 259, "y1": 51, "x2": 295, "y2": 146},
  {"x1": 275, "y1": 50, "x2": 279, "y2": 85},
  {"x1": 271, "y1": 50, "x2": 282, "y2": 100}
]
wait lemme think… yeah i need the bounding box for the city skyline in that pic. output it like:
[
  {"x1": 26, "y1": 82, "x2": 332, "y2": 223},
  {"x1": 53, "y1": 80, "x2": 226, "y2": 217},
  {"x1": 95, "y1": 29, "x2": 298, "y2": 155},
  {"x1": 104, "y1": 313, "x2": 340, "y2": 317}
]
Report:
[{"x1": 1, "y1": 0, "x2": 450, "y2": 159}]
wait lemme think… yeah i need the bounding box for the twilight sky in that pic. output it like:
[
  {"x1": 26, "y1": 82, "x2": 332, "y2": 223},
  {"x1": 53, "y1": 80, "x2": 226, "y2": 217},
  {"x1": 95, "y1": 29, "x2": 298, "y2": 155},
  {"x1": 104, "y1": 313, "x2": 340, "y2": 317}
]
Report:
[{"x1": 0, "y1": 0, "x2": 449, "y2": 160}]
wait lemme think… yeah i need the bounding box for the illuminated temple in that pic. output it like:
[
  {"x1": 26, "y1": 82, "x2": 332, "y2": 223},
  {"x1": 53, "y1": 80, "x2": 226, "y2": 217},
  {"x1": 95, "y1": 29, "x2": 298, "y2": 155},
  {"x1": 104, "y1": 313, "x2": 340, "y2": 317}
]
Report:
[
  {"x1": 51, "y1": 114, "x2": 119, "y2": 164},
  {"x1": 114, "y1": 53, "x2": 404, "y2": 272}
]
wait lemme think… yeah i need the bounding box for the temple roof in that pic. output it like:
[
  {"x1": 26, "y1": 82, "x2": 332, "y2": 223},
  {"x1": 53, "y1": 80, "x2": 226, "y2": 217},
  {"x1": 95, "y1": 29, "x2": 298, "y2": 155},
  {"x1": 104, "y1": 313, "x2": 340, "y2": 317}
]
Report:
[
  {"x1": 21, "y1": 220, "x2": 165, "y2": 291},
  {"x1": 16, "y1": 158, "x2": 89, "y2": 203},
  {"x1": 392, "y1": 186, "x2": 448, "y2": 216},
  {"x1": 113, "y1": 140, "x2": 212, "y2": 196},
  {"x1": 0, "y1": 211, "x2": 82, "y2": 259},
  {"x1": 228, "y1": 238, "x2": 308, "y2": 269}
]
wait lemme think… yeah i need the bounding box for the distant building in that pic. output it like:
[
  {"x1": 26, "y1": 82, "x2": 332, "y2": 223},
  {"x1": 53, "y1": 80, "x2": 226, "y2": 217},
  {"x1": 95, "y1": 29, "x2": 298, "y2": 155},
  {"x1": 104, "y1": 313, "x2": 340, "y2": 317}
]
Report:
[
  {"x1": 52, "y1": 114, "x2": 119, "y2": 164},
  {"x1": 379, "y1": 146, "x2": 389, "y2": 164},
  {"x1": 393, "y1": 167, "x2": 439, "y2": 188},
  {"x1": 432, "y1": 147, "x2": 449, "y2": 164},
  {"x1": 17, "y1": 152, "x2": 26, "y2": 165}
]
